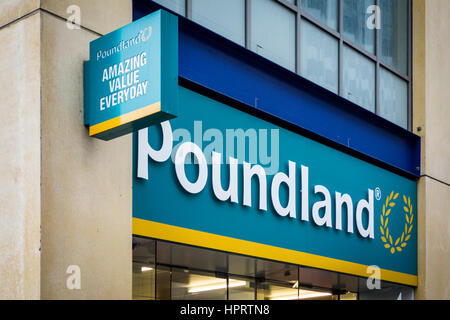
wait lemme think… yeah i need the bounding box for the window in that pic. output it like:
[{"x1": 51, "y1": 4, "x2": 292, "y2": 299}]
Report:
[
  {"x1": 379, "y1": 0, "x2": 409, "y2": 75},
  {"x1": 192, "y1": 0, "x2": 246, "y2": 46},
  {"x1": 153, "y1": 0, "x2": 185, "y2": 16},
  {"x1": 132, "y1": 236, "x2": 415, "y2": 300},
  {"x1": 343, "y1": 45, "x2": 375, "y2": 112},
  {"x1": 300, "y1": 19, "x2": 339, "y2": 93},
  {"x1": 171, "y1": 268, "x2": 227, "y2": 300},
  {"x1": 250, "y1": 0, "x2": 296, "y2": 71},
  {"x1": 132, "y1": 237, "x2": 156, "y2": 300},
  {"x1": 379, "y1": 67, "x2": 408, "y2": 129},
  {"x1": 151, "y1": 0, "x2": 412, "y2": 130},
  {"x1": 300, "y1": 0, "x2": 338, "y2": 31},
  {"x1": 343, "y1": 0, "x2": 375, "y2": 54}
]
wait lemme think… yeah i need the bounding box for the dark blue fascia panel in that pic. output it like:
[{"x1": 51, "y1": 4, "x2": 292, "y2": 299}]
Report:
[{"x1": 133, "y1": 1, "x2": 421, "y2": 179}]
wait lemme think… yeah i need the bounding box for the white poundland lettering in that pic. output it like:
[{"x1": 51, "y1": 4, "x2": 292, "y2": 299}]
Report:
[{"x1": 138, "y1": 121, "x2": 375, "y2": 239}]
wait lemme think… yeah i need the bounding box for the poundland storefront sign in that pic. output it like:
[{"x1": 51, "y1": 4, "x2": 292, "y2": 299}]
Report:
[
  {"x1": 84, "y1": 10, "x2": 178, "y2": 140},
  {"x1": 84, "y1": 10, "x2": 417, "y2": 286},
  {"x1": 133, "y1": 88, "x2": 418, "y2": 287}
]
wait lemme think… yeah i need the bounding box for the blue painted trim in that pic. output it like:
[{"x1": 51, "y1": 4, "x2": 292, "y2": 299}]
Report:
[{"x1": 133, "y1": 0, "x2": 421, "y2": 179}]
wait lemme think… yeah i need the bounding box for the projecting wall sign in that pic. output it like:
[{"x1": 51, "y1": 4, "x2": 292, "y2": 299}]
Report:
[{"x1": 84, "y1": 10, "x2": 178, "y2": 140}]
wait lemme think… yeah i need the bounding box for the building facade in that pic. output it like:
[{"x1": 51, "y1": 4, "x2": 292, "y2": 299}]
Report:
[{"x1": 0, "y1": 0, "x2": 448, "y2": 300}]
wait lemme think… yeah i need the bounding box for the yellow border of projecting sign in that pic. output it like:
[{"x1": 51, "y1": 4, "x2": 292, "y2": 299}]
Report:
[{"x1": 89, "y1": 102, "x2": 161, "y2": 136}]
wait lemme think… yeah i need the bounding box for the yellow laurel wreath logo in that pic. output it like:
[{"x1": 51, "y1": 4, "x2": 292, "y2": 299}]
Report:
[{"x1": 380, "y1": 191, "x2": 414, "y2": 254}]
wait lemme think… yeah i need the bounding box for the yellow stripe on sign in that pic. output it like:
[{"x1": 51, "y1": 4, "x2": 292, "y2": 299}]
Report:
[
  {"x1": 89, "y1": 102, "x2": 161, "y2": 136},
  {"x1": 132, "y1": 218, "x2": 418, "y2": 287}
]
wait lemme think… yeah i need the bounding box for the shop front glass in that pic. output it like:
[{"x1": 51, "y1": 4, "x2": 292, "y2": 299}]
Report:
[{"x1": 132, "y1": 236, "x2": 413, "y2": 300}]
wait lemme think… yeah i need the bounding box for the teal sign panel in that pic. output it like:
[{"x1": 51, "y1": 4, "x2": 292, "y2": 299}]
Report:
[
  {"x1": 133, "y1": 86, "x2": 418, "y2": 286},
  {"x1": 84, "y1": 10, "x2": 178, "y2": 140}
]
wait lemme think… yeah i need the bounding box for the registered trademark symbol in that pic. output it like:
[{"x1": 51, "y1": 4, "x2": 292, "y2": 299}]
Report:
[{"x1": 375, "y1": 187, "x2": 382, "y2": 201}]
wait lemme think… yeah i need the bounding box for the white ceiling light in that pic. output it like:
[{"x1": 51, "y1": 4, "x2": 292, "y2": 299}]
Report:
[
  {"x1": 270, "y1": 289, "x2": 332, "y2": 300},
  {"x1": 141, "y1": 266, "x2": 153, "y2": 272},
  {"x1": 298, "y1": 291, "x2": 332, "y2": 300},
  {"x1": 188, "y1": 280, "x2": 247, "y2": 293}
]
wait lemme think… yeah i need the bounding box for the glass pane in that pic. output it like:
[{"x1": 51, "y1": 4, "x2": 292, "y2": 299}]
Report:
[
  {"x1": 153, "y1": 0, "x2": 186, "y2": 16},
  {"x1": 343, "y1": 0, "x2": 375, "y2": 54},
  {"x1": 157, "y1": 240, "x2": 228, "y2": 273},
  {"x1": 171, "y1": 268, "x2": 227, "y2": 300},
  {"x1": 255, "y1": 260, "x2": 299, "y2": 284},
  {"x1": 132, "y1": 237, "x2": 156, "y2": 300},
  {"x1": 133, "y1": 237, "x2": 155, "y2": 264},
  {"x1": 133, "y1": 262, "x2": 155, "y2": 300},
  {"x1": 257, "y1": 280, "x2": 299, "y2": 300},
  {"x1": 359, "y1": 280, "x2": 414, "y2": 300},
  {"x1": 340, "y1": 291, "x2": 358, "y2": 300},
  {"x1": 299, "y1": 287, "x2": 336, "y2": 300},
  {"x1": 156, "y1": 265, "x2": 171, "y2": 300},
  {"x1": 343, "y1": 45, "x2": 375, "y2": 112},
  {"x1": 299, "y1": 267, "x2": 337, "y2": 300},
  {"x1": 300, "y1": 20, "x2": 339, "y2": 93},
  {"x1": 229, "y1": 276, "x2": 255, "y2": 300},
  {"x1": 300, "y1": 266, "x2": 339, "y2": 290},
  {"x1": 228, "y1": 254, "x2": 256, "y2": 278},
  {"x1": 379, "y1": 0, "x2": 409, "y2": 75},
  {"x1": 300, "y1": 0, "x2": 338, "y2": 30},
  {"x1": 338, "y1": 274, "x2": 360, "y2": 293},
  {"x1": 379, "y1": 68, "x2": 408, "y2": 129},
  {"x1": 192, "y1": 0, "x2": 245, "y2": 46},
  {"x1": 251, "y1": 0, "x2": 296, "y2": 71}
]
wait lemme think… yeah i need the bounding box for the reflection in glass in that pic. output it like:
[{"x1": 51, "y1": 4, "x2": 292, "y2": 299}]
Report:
[
  {"x1": 300, "y1": 266, "x2": 339, "y2": 290},
  {"x1": 359, "y1": 280, "x2": 414, "y2": 300},
  {"x1": 132, "y1": 262, "x2": 155, "y2": 300},
  {"x1": 379, "y1": 68, "x2": 408, "y2": 129},
  {"x1": 132, "y1": 237, "x2": 156, "y2": 300},
  {"x1": 229, "y1": 276, "x2": 255, "y2": 300},
  {"x1": 298, "y1": 288, "x2": 335, "y2": 300},
  {"x1": 257, "y1": 280, "x2": 333, "y2": 300},
  {"x1": 338, "y1": 274, "x2": 360, "y2": 293},
  {"x1": 255, "y1": 260, "x2": 299, "y2": 284},
  {"x1": 343, "y1": 45, "x2": 375, "y2": 112},
  {"x1": 300, "y1": 20, "x2": 339, "y2": 93},
  {"x1": 192, "y1": 0, "x2": 246, "y2": 46},
  {"x1": 343, "y1": 0, "x2": 375, "y2": 54},
  {"x1": 340, "y1": 291, "x2": 358, "y2": 300},
  {"x1": 133, "y1": 237, "x2": 156, "y2": 262},
  {"x1": 156, "y1": 265, "x2": 171, "y2": 300},
  {"x1": 132, "y1": 237, "x2": 415, "y2": 300},
  {"x1": 153, "y1": 0, "x2": 186, "y2": 16},
  {"x1": 171, "y1": 268, "x2": 227, "y2": 300},
  {"x1": 157, "y1": 240, "x2": 228, "y2": 274},
  {"x1": 379, "y1": 0, "x2": 409, "y2": 75},
  {"x1": 257, "y1": 280, "x2": 299, "y2": 300},
  {"x1": 251, "y1": 0, "x2": 296, "y2": 71},
  {"x1": 300, "y1": 0, "x2": 338, "y2": 30}
]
